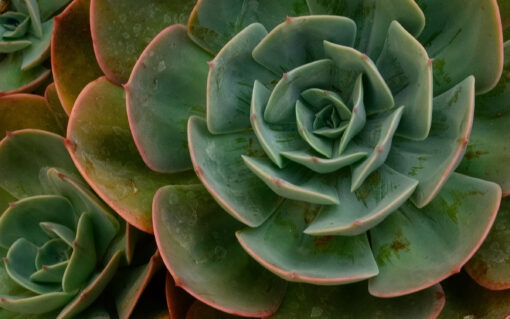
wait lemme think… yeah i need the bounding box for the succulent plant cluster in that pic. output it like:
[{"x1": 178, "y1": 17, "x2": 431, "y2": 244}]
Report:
[
  {"x1": 2, "y1": 0, "x2": 510, "y2": 318},
  {"x1": 0, "y1": 0, "x2": 72, "y2": 95}
]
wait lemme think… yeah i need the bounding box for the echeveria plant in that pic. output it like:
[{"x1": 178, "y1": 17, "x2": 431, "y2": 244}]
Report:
[
  {"x1": 0, "y1": 91, "x2": 168, "y2": 318},
  {"x1": 20, "y1": 0, "x2": 510, "y2": 317},
  {"x1": 0, "y1": 0, "x2": 72, "y2": 95}
]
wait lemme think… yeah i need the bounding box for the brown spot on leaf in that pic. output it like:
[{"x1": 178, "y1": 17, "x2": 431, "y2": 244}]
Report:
[
  {"x1": 314, "y1": 236, "x2": 333, "y2": 250},
  {"x1": 390, "y1": 239, "x2": 409, "y2": 252},
  {"x1": 355, "y1": 171, "x2": 381, "y2": 201},
  {"x1": 464, "y1": 150, "x2": 489, "y2": 159}
]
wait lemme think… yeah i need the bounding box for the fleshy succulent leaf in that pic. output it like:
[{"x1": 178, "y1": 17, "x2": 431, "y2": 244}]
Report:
[
  {"x1": 66, "y1": 76, "x2": 197, "y2": 233},
  {"x1": 188, "y1": 116, "x2": 281, "y2": 227},
  {"x1": 0, "y1": 52, "x2": 50, "y2": 96},
  {"x1": 376, "y1": 20, "x2": 432, "y2": 140},
  {"x1": 237, "y1": 199, "x2": 378, "y2": 284},
  {"x1": 305, "y1": 165, "x2": 417, "y2": 236},
  {"x1": 0, "y1": 93, "x2": 64, "y2": 138},
  {"x1": 186, "y1": 301, "x2": 245, "y2": 318},
  {"x1": 62, "y1": 213, "x2": 96, "y2": 293},
  {"x1": 153, "y1": 184, "x2": 287, "y2": 317},
  {"x1": 387, "y1": 76, "x2": 474, "y2": 208},
  {"x1": 306, "y1": 0, "x2": 425, "y2": 59},
  {"x1": 264, "y1": 59, "x2": 336, "y2": 124},
  {"x1": 126, "y1": 24, "x2": 212, "y2": 173},
  {"x1": 281, "y1": 147, "x2": 367, "y2": 174},
  {"x1": 351, "y1": 106, "x2": 404, "y2": 191},
  {"x1": 465, "y1": 197, "x2": 510, "y2": 290},
  {"x1": 267, "y1": 282, "x2": 444, "y2": 319},
  {"x1": 252, "y1": 15, "x2": 356, "y2": 74},
  {"x1": 188, "y1": 0, "x2": 310, "y2": 54},
  {"x1": 250, "y1": 81, "x2": 307, "y2": 168},
  {"x1": 56, "y1": 250, "x2": 123, "y2": 319},
  {"x1": 0, "y1": 291, "x2": 74, "y2": 314},
  {"x1": 21, "y1": 19, "x2": 53, "y2": 71},
  {"x1": 242, "y1": 156, "x2": 339, "y2": 205},
  {"x1": 416, "y1": 0, "x2": 503, "y2": 94},
  {"x1": 165, "y1": 273, "x2": 195, "y2": 319},
  {"x1": 109, "y1": 251, "x2": 162, "y2": 319},
  {"x1": 295, "y1": 100, "x2": 334, "y2": 158},
  {"x1": 369, "y1": 173, "x2": 501, "y2": 297},
  {"x1": 457, "y1": 41, "x2": 510, "y2": 195},
  {"x1": 324, "y1": 42, "x2": 394, "y2": 114},
  {"x1": 90, "y1": 0, "x2": 196, "y2": 84},
  {"x1": 439, "y1": 272, "x2": 510, "y2": 319},
  {"x1": 51, "y1": 0, "x2": 103, "y2": 114},
  {"x1": 0, "y1": 130, "x2": 80, "y2": 199},
  {"x1": 207, "y1": 23, "x2": 278, "y2": 134},
  {"x1": 25, "y1": 0, "x2": 43, "y2": 38},
  {"x1": 44, "y1": 83, "x2": 68, "y2": 134}
]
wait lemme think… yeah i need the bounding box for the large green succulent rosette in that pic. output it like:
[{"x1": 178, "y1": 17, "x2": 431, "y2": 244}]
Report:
[
  {"x1": 0, "y1": 0, "x2": 71, "y2": 95},
  {"x1": 60, "y1": 0, "x2": 510, "y2": 317}
]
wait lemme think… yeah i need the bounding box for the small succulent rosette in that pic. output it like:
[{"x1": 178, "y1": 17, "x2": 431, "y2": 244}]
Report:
[
  {"x1": 0, "y1": 127, "x2": 164, "y2": 318},
  {"x1": 0, "y1": 0, "x2": 71, "y2": 95},
  {"x1": 57, "y1": 0, "x2": 510, "y2": 317}
]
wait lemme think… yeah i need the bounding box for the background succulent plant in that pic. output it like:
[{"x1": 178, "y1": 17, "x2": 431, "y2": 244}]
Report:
[
  {"x1": 22, "y1": 0, "x2": 510, "y2": 317},
  {"x1": 0, "y1": 0, "x2": 72, "y2": 96},
  {"x1": 0, "y1": 88, "x2": 172, "y2": 318}
]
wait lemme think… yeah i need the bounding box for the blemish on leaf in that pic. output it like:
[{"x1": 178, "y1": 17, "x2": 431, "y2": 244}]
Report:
[
  {"x1": 314, "y1": 235, "x2": 333, "y2": 250},
  {"x1": 355, "y1": 171, "x2": 381, "y2": 201},
  {"x1": 432, "y1": 59, "x2": 452, "y2": 86},
  {"x1": 376, "y1": 230, "x2": 410, "y2": 266},
  {"x1": 447, "y1": 86, "x2": 462, "y2": 106},
  {"x1": 464, "y1": 148, "x2": 489, "y2": 159}
]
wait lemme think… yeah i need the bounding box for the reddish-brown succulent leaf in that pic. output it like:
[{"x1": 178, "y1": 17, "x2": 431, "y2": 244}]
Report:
[
  {"x1": 266, "y1": 282, "x2": 444, "y2": 319},
  {"x1": 66, "y1": 77, "x2": 197, "y2": 233},
  {"x1": 439, "y1": 271, "x2": 510, "y2": 319},
  {"x1": 165, "y1": 273, "x2": 195, "y2": 319},
  {"x1": 0, "y1": 94, "x2": 63, "y2": 138},
  {"x1": 44, "y1": 83, "x2": 68, "y2": 134},
  {"x1": 465, "y1": 197, "x2": 510, "y2": 290},
  {"x1": 153, "y1": 184, "x2": 287, "y2": 318},
  {"x1": 90, "y1": 0, "x2": 196, "y2": 84},
  {"x1": 51, "y1": 0, "x2": 103, "y2": 115},
  {"x1": 186, "y1": 301, "x2": 244, "y2": 319},
  {"x1": 110, "y1": 250, "x2": 163, "y2": 319},
  {"x1": 130, "y1": 269, "x2": 172, "y2": 319}
]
